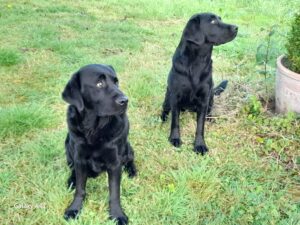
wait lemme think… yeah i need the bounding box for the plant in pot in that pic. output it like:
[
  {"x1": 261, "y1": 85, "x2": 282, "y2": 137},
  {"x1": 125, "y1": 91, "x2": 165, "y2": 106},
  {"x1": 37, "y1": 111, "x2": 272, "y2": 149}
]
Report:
[{"x1": 276, "y1": 13, "x2": 300, "y2": 113}]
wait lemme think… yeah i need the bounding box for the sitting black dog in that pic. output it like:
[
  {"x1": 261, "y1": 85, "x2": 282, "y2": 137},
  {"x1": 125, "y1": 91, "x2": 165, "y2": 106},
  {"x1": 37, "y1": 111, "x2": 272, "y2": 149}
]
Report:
[
  {"x1": 161, "y1": 13, "x2": 238, "y2": 155},
  {"x1": 62, "y1": 64, "x2": 136, "y2": 225}
]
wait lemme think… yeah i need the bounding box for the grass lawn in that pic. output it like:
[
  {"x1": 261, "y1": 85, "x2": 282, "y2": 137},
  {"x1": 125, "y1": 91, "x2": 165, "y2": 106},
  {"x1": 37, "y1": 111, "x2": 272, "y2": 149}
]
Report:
[{"x1": 1, "y1": 0, "x2": 300, "y2": 224}]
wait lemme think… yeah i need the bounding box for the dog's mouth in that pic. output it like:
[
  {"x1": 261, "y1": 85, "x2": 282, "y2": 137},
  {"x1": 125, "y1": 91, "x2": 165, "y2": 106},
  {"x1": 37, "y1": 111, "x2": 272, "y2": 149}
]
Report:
[
  {"x1": 98, "y1": 107, "x2": 127, "y2": 117},
  {"x1": 116, "y1": 107, "x2": 127, "y2": 115},
  {"x1": 115, "y1": 102, "x2": 128, "y2": 115},
  {"x1": 231, "y1": 30, "x2": 238, "y2": 39},
  {"x1": 211, "y1": 31, "x2": 238, "y2": 46}
]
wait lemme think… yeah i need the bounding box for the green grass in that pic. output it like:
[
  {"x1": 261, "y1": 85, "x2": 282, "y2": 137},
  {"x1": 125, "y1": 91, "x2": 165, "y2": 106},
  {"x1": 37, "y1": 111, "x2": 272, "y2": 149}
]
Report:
[
  {"x1": 0, "y1": 104, "x2": 57, "y2": 139},
  {"x1": 0, "y1": 49, "x2": 22, "y2": 66},
  {"x1": 1, "y1": 0, "x2": 300, "y2": 224}
]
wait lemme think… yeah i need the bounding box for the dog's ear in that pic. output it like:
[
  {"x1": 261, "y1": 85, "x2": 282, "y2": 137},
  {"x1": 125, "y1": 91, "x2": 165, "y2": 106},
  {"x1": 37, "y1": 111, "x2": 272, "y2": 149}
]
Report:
[
  {"x1": 62, "y1": 72, "x2": 84, "y2": 112},
  {"x1": 107, "y1": 65, "x2": 117, "y2": 76},
  {"x1": 183, "y1": 17, "x2": 205, "y2": 45},
  {"x1": 108, "y1": 65, "x2": 115, "y2": 72}
]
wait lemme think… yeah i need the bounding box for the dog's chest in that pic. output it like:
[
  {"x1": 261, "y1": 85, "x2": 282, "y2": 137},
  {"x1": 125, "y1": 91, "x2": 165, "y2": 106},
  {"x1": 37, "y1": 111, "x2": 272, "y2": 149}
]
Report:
[
  {"x1": 178, "y1": 77, "x2": 210, "y2": 107},
  {"x1": 179, "y1": 87, "x2": 205, "y2": 108},
  {"x1": 83, "y1": 144, "x2": 119, "y2": 174}
]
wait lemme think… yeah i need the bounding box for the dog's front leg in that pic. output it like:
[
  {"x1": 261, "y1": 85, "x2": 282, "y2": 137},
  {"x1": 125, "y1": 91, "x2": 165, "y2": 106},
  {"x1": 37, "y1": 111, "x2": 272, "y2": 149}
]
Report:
[
  {"x1": 194, "y1": 93, "x2": 211, "y2": 155},
  {"x1": 169, "y1": 105, "x2": 181, "y2": 147},
  {"x1": 108, "y1": 166, "x2": 128, "y2": 225},
  {"x1": 64, "y1": 162, "x2": 87, "y2": 220}
]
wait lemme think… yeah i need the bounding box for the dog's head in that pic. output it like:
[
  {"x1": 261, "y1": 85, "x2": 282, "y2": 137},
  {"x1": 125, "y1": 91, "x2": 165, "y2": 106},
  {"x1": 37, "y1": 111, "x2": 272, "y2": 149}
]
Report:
[
  {"x1": 183, "y1": 12, "x2": 238, "y2": 46},
  {"x1": 62, "y1": 64, "x2": 128, "y2": 116}
]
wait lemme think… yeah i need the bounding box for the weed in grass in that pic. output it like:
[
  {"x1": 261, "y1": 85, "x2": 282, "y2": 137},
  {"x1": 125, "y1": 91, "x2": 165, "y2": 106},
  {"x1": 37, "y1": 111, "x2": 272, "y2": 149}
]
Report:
[
  {"x1": 242, "y1": 95, "x2": 263, "y2": 118},
  {"x1": 241, "y1": 98, "x2": 300, "y2": 168}
]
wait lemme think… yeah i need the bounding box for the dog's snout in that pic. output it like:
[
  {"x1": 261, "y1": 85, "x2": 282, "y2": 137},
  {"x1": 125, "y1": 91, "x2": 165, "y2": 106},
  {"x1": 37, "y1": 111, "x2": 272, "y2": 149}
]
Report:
[
  {"x1": 115, "y1": 96, "x2": 128, "y2": 106},
  {"x1": 231, "y1": 25, "x2": 238, "y2": 32}
]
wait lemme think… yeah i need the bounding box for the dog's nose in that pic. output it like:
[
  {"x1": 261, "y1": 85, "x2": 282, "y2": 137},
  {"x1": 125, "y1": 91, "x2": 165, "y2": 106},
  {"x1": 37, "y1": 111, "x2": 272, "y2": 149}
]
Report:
[
  {"x1": 232, "y1": 25, "x2": 238, "y2": 32},
  {"x1": 115, "y1": 96, "x2": 128, "y2": 106}
]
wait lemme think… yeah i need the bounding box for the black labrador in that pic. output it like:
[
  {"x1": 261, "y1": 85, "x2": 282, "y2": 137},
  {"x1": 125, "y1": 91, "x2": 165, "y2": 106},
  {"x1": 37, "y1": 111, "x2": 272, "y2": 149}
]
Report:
[
  {"x1": 161, "y1": 13, "x2": 238, "y2": 155},
  {"x1": 62, "y1": 64, "x2": 136, "y2": 225}
]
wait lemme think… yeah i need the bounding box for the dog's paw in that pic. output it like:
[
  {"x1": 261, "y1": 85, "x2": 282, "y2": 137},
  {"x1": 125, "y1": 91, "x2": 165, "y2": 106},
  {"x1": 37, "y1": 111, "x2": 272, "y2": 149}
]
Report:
[
  {"x1": 116, "y1": 216, "x2": 128, "y2": 225},
  {"x1": 169, "y1": 138, "x2": 182, "y2": 148},
  {"x1": 125, "y1": 165, "x2": 137, "y2": 178},
  {"x1": 161, "y1": 111, "x2": 169, "y2": 122},
  {"x1": 194, "y1": 145, "x2": 209, "y2": 155},
  {"x1": 110, "y1": 214, "x2": 128, "y2": 225},
  {"x1": 64, "y1": 209, "x2": 80, "y2": 220}
]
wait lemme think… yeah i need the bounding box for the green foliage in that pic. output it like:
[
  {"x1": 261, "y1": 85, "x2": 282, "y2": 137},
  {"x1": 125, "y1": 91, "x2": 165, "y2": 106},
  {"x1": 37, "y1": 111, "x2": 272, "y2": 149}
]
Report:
[
  {"x1": 286, "y1": 13, "x2": 300, "y2": 73},
  {"x1": 255, "y1": 25, "x2": 282, "y2": 94},
  {"x1": 0, "y1": 49, "x2": 22, "y2": 66},
  {"x1": 256, "y1": 25, "x2": 280, "y2": 75},
  {"x1": 245, "y1": 111, "x2": 299, "y2": 158},
  {"x1": 242, "y1": 95, "x2": 263, "y2": 118}
]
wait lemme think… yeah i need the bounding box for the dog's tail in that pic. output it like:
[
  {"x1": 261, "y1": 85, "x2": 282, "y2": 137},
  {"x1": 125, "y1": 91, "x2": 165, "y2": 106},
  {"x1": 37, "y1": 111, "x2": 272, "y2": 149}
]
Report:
[{"x1": 214, "y1": 80, "x2": 228, "y2": 96}]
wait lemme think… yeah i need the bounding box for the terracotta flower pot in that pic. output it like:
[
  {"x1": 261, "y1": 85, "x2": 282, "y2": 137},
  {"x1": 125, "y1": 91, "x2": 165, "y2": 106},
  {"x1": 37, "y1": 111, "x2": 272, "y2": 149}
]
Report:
[{"x1": 276, "y1": 55, "x2": 300, "y2": 113}]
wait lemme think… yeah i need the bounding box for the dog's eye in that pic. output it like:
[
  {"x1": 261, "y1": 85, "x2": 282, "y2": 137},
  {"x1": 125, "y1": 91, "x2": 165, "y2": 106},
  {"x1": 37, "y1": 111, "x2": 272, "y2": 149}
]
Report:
[
  {"x1": 96, "y1": 81, "x2": 104, "y2": 88},
  {"x1": 211, "y1": 19, "x2": 217, "y2": 24}
]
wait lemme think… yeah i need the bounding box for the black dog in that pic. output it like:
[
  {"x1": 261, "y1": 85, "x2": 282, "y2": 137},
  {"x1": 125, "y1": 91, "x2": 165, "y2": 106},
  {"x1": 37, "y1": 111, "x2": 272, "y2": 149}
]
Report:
[
  {"x1": 62, "y1": 64, "x2": 136, "y2": 225},
  {"x1": 161, "y1": 13, "x2": 238, "y2": 155}
]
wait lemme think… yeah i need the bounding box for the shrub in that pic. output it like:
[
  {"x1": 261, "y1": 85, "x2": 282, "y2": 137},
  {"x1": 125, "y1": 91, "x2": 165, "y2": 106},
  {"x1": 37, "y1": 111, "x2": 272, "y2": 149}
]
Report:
[{"x1": 286, "y1": 13, "x2": 300, "y2": 73}]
